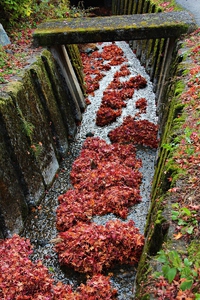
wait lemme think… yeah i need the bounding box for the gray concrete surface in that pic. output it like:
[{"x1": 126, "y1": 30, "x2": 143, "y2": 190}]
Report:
[{"x1": 176, "y1": 0, "x2": 200, "y2": 25}]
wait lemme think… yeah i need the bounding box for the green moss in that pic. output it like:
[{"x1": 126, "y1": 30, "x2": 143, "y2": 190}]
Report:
[
  {"x1": 188, "y1": 240, "x2": 200, "y2": 267},
  {"x1": 173, "y1": 102, "x2": 185, "y2": 118},
  {"x1": 164, "y1": 160, "x2": 185, "y2": 186},
  {"x1": 16, "y1": 105, "x2": 35, "y2": 139},
  {"x1": 174, "y1": 80, "x2": 185, "y2": 96},
  {"x1": 66, "y1": 44, "x2": 85, "y2": 93}
]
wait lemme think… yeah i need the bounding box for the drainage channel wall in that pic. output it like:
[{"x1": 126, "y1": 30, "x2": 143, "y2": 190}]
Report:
[
  {"x1": 113, "y1": 0, "x2": 199, "y2": 297},
  {"x1": 0, "y1": 45, "x2": 86, "y2": 238},
  {"x1": 112, "y1": 0, "x2": 183, "y2": 122}
]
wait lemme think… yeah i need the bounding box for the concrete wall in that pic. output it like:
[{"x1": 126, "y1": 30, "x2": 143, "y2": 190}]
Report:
[{"x1": 0, "y1": 47, "x2": 85, "y2": 238}]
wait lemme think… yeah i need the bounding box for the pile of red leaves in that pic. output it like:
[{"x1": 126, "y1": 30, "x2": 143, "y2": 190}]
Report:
[
  {"x1": 96, "y1": 73, "x2": 147, "y2": 126},
  {"x1": 54, "y1": 274, "x2": 118, "y2": 299},
  {"x1": 56, "y1": 137, "x2": 142, "y2": 231},
  {"x1": 0, "y1": 235, "x2": 117, "y2": 299},
  {"x1": 55, "y1": 220, "x2": 144, "y2": 274},
  {"x1": 81, "y1": 42, "x2": 147, "y2": 127},
  {"x1": 55, "y1": 137, "x2": 144, "y2": 275},
  {"x1": 0, "y1": 234, "x2": 54, "y2": 299},
  {"x1": 96, "y1": 106, "x2": 122, "y2": 126},
  {"x1": 108, "y1": 116, "x2": 159, "y2": 148}
]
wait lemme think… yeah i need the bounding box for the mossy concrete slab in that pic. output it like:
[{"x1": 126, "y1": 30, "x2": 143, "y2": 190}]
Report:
[
  {"x1": 0, "y1": 92, "x2": 45, "y2": 207},
  {"x1": 29, "y1": 55, "x2": 69, "y2": 157},
  {"x1": 0, "y1": 95, "x2": 28, "y2": 236},
  {"x1": 33, "y1": 11, "x2": 196, "y2": 46},
  {"x1": 0, "y1": 146, "x2": 26, "y2": 237},
  {"x1": 6, "y1": 71, "x2": 59, "y2": 187}
]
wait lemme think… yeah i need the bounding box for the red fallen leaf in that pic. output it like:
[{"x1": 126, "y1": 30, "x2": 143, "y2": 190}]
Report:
[
  {"x1": 168, "y1": 187, "x2": 179, "y2": 193},
  {"x1": 114, "y1": 65, "x2": 131, "y2": 78},
  {"x1": 93, "y1": 67, "x2": 146, "y2": 127},
  {"x1": 70, "y1": 139, "x2": 142, "y2": 191},
  {"x1": 101, "y1": 44, "x2": 124, "y2": 61},
  {"x1": 0, "y1": 235, "x2": 54, "y2": 299},
  {"x1": 173, "y1": 232, "x2": 183, "y2": 240},
  {"x1": 108, "y1": 116, "x2": 159, "y2": 148},
  {"x1": 120, "y1": 88, "x2": 134, "y2": 99},
  {"x1": 96, "y1": 106, "x2": 122, "y2": 126},
  {"x1": 86, "y1": 81, "x2": 99, "y2": 94},
  {"x1": 109, "y1": 56, "x2": 127, "y2": 66},
  {"x1": 77, "y1": 274, "x2": 118, "y2": 299},
  {"x1": 55, "y1": 220, "x2": 144, "y2": 274},
  {"x1": 54, "y1": 274, "x2": 117, "y2": 299},
  {"x1": 57, "y1": 184, "x2": 141, "y2": 231},
  {"x1": 124, "y1": 75, "x2": 147, "y2": 89},
  {"x1": 102, "y1": 92, "x2": 127, "y2": 109},
  {"x1": 159, "y1": 1, "x2": 170, "y2": 7},
  {"x1": 85, "y1": 98, "x2": 91, "y2": 105},
  {"x1": 107, "y1": 78, "x2": 123, "y2": 90}
]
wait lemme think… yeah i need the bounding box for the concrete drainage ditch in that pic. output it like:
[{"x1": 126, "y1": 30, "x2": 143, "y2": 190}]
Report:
[
  {"x1": 0, "y1": 0, "x2": 198, "y2": 298},
  {"x1": 22, "y1": 40, "x2": 157, "y2": 299}
]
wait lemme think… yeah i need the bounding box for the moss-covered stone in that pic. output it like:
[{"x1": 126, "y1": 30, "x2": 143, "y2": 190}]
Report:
[
  {"x1": 0, "y1": 46, "x2": 83, "y2": 235},
  {"x1": 29, "y1": 55, "x2": 69, "y2": 157},
  {"x1": 0, "y1": 90, "x2": 46, "y2": 208},
  {"x1": 8, "y1": 71, "x2": 59, "y2": 187},
  {"x1": 33, "y1": 12, "x2": 196, "y2": 46}
]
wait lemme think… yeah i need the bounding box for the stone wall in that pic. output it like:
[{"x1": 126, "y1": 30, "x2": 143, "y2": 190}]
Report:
[{"x1": 0, "y1": 47, "x2": 85, "y2": 238}]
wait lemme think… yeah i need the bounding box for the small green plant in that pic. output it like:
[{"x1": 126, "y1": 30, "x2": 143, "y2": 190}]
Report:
[
  {"x1": 162, "y1": 142, "x2": 177, "y2": 152},
  {"x1": 22, "y1": 119, "x2": 35, "y2": 138},
  {"x1": 154, "y1": 250, "x2": 199, "y2": 292},
  {"x1": 0, "y1": 46, "x2": 14, "y2": 83},
  {"x1": 16, "y1": 105, "x2": 35, "y2": 139},
  {"x1": 171, "y1": 203, "x2": 198, "y2": 235}
]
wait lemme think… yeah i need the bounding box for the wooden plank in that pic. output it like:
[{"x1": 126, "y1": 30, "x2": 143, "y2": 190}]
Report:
[
  {"x1": 33, "y1": 11, "x2": 196, "y2": 46},
  {"x1": 50, "y1": 45, "x2": 83, "y2": 122}
]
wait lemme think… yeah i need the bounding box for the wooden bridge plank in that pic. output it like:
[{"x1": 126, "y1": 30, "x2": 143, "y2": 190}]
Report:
[{"x1": 33, "y1": 11, "x2": 196, "y2": 46}]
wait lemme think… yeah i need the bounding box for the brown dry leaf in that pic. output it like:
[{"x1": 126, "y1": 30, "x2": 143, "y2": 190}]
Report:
[{"x1": 173, "y1": 232, "x2": 183, "y2": 240}]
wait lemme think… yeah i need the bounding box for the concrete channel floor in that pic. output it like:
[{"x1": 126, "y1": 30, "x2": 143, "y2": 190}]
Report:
[{"x1": 176, "y1": 0, "x2": 200, "y2": 26}]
